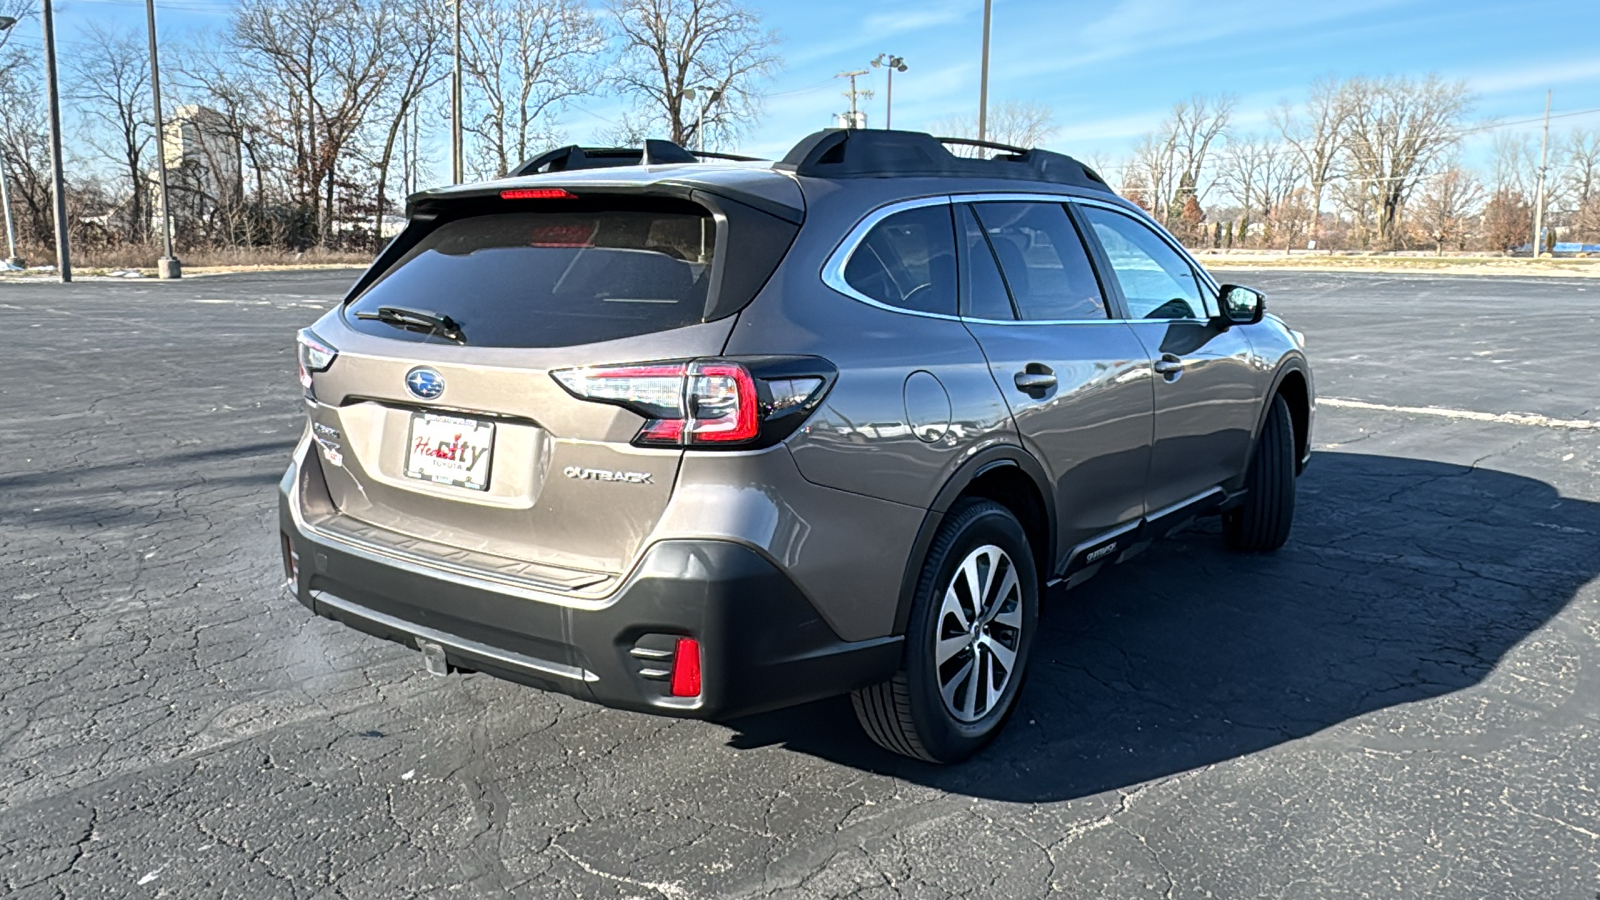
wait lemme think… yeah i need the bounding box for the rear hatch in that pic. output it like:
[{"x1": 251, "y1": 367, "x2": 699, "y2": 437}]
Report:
[{"x1": 299, "y1": 184, "x2": 799, "y2": 595}]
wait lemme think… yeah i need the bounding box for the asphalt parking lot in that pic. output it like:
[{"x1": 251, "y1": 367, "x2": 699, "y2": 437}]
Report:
[{"x1": 2, "y1": 269, "x2": 1597, "y2": 898}]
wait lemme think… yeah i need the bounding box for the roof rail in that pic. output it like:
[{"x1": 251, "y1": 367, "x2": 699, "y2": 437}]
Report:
[
  {"x1": 510, "y1": 140, "x2": 765, "y2": 177},
  {"x1": 776, "y1": 129, "x2": 1112, "y2": 192}
]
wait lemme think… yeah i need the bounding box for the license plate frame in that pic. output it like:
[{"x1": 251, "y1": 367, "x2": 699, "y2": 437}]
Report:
[{"x1": 403, "y1": 411, "x2": 495, "y2": 491}]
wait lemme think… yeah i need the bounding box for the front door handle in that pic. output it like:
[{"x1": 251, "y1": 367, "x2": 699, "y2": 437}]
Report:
[
  {"x1": 1014, "y1": 368, "x2": 1057, "y2": 392},
  {"x1": 1153, "y1": 354, "x2": 1185, "y2": 377}
]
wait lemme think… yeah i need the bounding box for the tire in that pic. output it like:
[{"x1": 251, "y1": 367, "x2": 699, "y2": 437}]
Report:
[
  {"x1": 852, "y1": 499, "x2": 1039, "y2": 763},
  {"x1": 1225, "y1": 394, "x2": 1296, "y2": 552}
]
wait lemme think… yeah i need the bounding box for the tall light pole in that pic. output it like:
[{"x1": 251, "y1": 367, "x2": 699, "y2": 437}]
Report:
[
  {"x1": 0, "y1": 15, "x2": 20, "y2": 269},
  {"x1": 977, "y1": 0, "x2": 992, "y2": 143},
  {"x1": 870, "y1": 54, "x2": 907, "y2": 130},
  {"x1": 683, "y1": 85, "x2": 724, "y2": 152},
  {"x1": 145, "y1": 0, "x2": 180, "y2": 278},
  {"x1": 41, "y1": 0, "x2": 69, "y2": 282},
  {"x1": 1532, "y1": 90, "x2": 1551, "y2": 257},
  {"x1": 451, "y1": 0, "x2": 463, "y2": 183}
]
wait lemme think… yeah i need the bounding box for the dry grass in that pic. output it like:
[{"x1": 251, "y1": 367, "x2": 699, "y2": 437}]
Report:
[
  {"x1": 1199, "y1": 253, "x2": 1600, "y2": 278},
  {"x1": 2, "y1": 243, "x2": 374, "y2": 271}
]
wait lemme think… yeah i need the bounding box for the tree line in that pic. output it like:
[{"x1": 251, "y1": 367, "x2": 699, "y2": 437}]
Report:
[
  {"x1": 1109, "y1": 76, "x2": 1600, "y2": 254},
  {"x1": 0, "y1": 3, "x2": 1591, "y2": 265},
  {"x1": 0, "y1": 0, "x2": 776, "y2": 262}
]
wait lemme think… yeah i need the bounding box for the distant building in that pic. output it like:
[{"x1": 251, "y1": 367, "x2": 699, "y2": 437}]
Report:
[
  {"x1": 163, "y1": 105, "x2": 241, "y2": 203},
  {"x1": 152, "y1": 106, "x2": 243, "y2": 240}
]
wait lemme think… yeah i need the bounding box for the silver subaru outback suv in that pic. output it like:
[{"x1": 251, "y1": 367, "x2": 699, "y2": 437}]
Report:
[{"x1": 280, "y1": 129, "x2": 1313, "y2": 763}]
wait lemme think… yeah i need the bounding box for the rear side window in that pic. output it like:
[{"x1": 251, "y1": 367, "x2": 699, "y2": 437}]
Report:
[
  {"x1": 842, "y1": 205, "x2": 957, "y2": 316},
  {"x1": 347, "y1": 204, "x2": 717, "y2": 348},
  {"x1": 970, "y1": 202, "x2": 1108, "y2": 321}
]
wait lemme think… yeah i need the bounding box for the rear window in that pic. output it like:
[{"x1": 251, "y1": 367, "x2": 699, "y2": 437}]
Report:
[{"x1": 346, "y1": 203, "x2": 717, "y2": 348}]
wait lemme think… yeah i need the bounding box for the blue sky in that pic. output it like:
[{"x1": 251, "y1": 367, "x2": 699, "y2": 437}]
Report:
[{"x1": 27, "y1": 0, "x2": 1600, "y2": 172}]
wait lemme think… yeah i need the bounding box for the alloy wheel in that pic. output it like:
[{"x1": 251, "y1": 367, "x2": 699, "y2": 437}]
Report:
[{"x1": 934, "y1": 544, "x2": 1024, "y2": 722}]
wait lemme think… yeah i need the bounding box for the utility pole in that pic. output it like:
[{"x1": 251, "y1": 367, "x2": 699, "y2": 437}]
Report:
[
  {"x1": 451, "y1": 0, "x2": 463, "y2": 184},
  {"x1": 146, "y1": 0, "x2": 180, "y2": 278},
  {"x1": 1532, "y1": 89, "x2": 1551, "y2": 257},
  {"x1": 870, "y1": 54, "x2": 908, "y2": 129},
  {"x1": 41, "y1": 0, "x2": 69, "y2": 282},
  {"x1": 978, "y1": 0, "x2": 992, "y2": 143},
  {"x1": 835, "y1": 70, "x2": 871, "y2": 129}
]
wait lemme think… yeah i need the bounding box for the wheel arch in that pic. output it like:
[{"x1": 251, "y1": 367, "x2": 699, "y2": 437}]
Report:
[
  {"x1": 892, "y1": 446, "x2": 1055, "y2": 634},
  {"x1": 1256, "y1": 359, "x2": 1312, "y2": 475}
]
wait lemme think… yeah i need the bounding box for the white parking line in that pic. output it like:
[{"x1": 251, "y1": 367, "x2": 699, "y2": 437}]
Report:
[{"x1": 1322, "y1": 398, "x2": 1600, "y2": 430}]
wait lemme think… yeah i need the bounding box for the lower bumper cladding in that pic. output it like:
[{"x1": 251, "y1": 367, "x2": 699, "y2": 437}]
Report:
[{"x1": 280, "y1": 476, "x2": 901, "y2": 720}]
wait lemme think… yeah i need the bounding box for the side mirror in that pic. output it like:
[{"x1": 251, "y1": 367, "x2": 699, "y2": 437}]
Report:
[{"x1": 1217, "y1": 284, "x2": 1265, "y2": 326}]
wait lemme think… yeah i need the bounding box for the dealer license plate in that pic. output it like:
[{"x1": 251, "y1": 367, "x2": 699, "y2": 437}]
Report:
[{"x1": 404, "y1": 412, "x2": 494, "y2": 491}]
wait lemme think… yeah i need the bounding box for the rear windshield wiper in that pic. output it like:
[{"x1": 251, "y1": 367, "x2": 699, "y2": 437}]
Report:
[{"x1": 354, "y1": 306, "x2": 466, "y2": 342}]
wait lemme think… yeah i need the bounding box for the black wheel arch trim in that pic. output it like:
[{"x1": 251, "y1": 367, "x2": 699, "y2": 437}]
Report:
[
  {"x1": 1250, "y1": 356, "x2": 1313, "y2": 472},
  {"x1": 891, "y1": 445, "x2": 1056, "y2": 635}
]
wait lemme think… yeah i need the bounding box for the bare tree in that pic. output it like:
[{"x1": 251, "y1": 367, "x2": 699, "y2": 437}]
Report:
[
  {"x1": 608, "y1": 0, "x2": 780, "y2": 149},
  {"x1": 231, "y1": 0, "x2": 396, "y2": 245},
  {"x1": 1128, "y1": 94, "x2": 1234, "y2": 229},
  {"x1": 930, "y1": 101, "x2": 1057, "y2": 154},
  {"x1": 0, "y1": 45, "x2": 54, "y2": 250},
  {"x1": 370, "y1": 0, "x2": 449, "y2": 242},
  {"x1": 1217, "y1": 135, "x2": 1303, "y2": 246},
  {"x1": 461, "y1": 0, "x2": 603, "y2": 177},
  {"x1": 1271, "y1": 76, "x2": 1350, "y2": 246},
  {"x1": 1561, "y1": 128, "x2": 1600, "y2": 229},
  {"x1": 1339, "y1": 74, "x2": 1472, "y2": 250},
  {"x1": 66, "y1": 24, "x2": 153, "y2": 245},
  {"x1": 1413, "y1": 166, "x2": 1483, "y2": 254}
]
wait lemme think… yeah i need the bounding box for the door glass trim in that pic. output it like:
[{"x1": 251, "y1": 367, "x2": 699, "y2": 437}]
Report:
[{"x1": 821, "y1": 190, "x2": 1222, "y2": 325}]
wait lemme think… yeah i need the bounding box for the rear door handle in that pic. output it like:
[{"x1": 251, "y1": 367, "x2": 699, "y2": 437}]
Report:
[
  {"x1": 1014, "y1": 368, "x2": 1057, "y2": 391},
  {"x1": 1153, "y1": 354, "x2": 1185, "y2": 377}
]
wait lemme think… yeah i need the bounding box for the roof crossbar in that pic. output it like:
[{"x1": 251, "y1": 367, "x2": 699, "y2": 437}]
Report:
[{"x1": 776, "y1": 129, "x2": 1112, "y2": 192}]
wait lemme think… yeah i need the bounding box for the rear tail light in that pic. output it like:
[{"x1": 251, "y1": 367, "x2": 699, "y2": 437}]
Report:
[
  {"x1": 296, "y1": 329, "x2": 337, "y2": 390},
  {"x1": 552, "y1": 357, "x2": 833, "y2": 449},
  {"x1": 669, "y1": 637, "x2": 702, "y2": 697}
]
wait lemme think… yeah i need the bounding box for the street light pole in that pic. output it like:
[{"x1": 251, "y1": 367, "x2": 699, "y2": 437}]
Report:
[
  {"x1": 451, "y1": 0, "x2": 463, "y2": 183},
  {"x1": 977, "y1": 0, "x2": 992, "y2": 143},
  {"x1": 145, "y1": 0, "x2": 180, "y2": 278},
  {"x1": 0, "y1": 15, "x2": 19, "y2": 269},
  {"x1": 41, "y1": 0, "x2": 70, "y2": 282},
  {"x1": 870, "y1": 54, "x2": 908, "y2": 130}
]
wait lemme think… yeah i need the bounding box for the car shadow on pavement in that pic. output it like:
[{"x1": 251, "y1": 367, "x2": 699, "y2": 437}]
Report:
[{"x1": 724, "y1": 451, "x2": 1600, "y2": 800}]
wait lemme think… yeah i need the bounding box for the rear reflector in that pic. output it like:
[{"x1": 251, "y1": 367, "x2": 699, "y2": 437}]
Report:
[
  {"x1": 500, "y1": 188, "x2": 575, "y2": 200},
  {"x1": 670, "y1": 638, "x2": 702, "y2": 697}
]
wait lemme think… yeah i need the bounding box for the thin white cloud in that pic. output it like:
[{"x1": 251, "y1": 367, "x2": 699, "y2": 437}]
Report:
[{"x1": 1467, "y1": 58, "x2": 1600, "y2": 96}]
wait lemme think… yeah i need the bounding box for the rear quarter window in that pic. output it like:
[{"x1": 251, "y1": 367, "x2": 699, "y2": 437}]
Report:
[{"x1": 346, "y1": 203, "x2": 718, "y2": 348}]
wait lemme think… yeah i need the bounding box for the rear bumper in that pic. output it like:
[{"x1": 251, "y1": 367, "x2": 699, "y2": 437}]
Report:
[{"x1": 278, "y1": 461, "x2": 902, "y2": 720}]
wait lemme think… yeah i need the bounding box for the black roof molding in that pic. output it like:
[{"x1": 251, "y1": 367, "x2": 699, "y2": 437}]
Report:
[
  {"x1": 776, "y1": 128, "x2": 1113, "y2": 192},
  {"x1": 511, "y1": 140, "x2": 763, "y2": 176}
]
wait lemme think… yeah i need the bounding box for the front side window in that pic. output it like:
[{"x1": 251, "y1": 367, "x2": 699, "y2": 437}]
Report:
[
  {"x1": 1079, "y1": 207, "x2": 1206, "y2": 320},
  {"x1": 969, "y1": 202, "x2": 1108, "y2": 321},
  {"x1": 842, "y1": 205, "x2": 958, "y2": 316}
]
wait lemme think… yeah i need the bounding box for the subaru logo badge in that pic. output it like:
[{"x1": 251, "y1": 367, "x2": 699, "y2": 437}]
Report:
[{"x1": 405, "y1": 367, "x2": 445, "y2": 400}]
